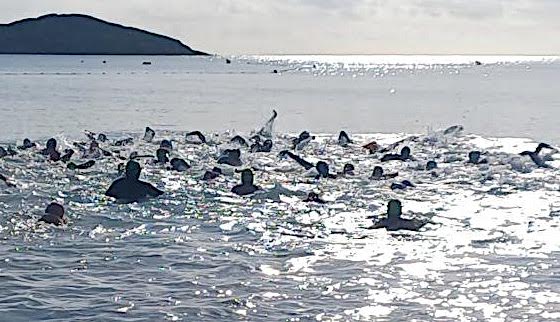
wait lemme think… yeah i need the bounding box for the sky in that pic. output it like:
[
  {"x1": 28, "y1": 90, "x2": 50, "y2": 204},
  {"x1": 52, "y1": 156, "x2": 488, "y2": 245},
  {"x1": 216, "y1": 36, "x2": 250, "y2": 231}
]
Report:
[{"x1": 1, "y1": 0, "x2": 559, "y2": 55}]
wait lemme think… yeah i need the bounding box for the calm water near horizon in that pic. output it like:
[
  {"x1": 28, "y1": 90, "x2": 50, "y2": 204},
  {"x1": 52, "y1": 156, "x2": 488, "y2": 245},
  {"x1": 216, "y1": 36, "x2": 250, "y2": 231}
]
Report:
[
  {"x1": 0, "y1": 54, "x2": 559, "y2": 143},
  {"x1": 0, "y1": 55, "x2": 559, "y2": 321}
]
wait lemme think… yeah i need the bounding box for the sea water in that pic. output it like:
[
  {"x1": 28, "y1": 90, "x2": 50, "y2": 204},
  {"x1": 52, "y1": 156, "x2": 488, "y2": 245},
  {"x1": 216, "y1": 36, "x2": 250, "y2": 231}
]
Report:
[{"x1": 0, "y1": 55, "x2": 559, "y2": 321}]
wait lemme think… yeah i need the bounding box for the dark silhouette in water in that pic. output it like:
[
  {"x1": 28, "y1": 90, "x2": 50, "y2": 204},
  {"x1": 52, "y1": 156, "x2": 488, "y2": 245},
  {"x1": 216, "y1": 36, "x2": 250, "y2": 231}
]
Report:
[
  {"x1": 6, "y1": 146, "x2": 17, "y2": 156},
  {"x1": 0, "y1": 147, "x2": 7, "y2": 158},
  {"x1": 520, "y1": 143, "x2": 555, "y2": 168},
  {"x1": 231, "y1": 135, "x2": 248, "y2": 147},
  {"x1": 105, "y1": 161, "x2": 163, "y2": 203},
  {"x1": 467, "y1": 151, "x2": 488, "y2": 165},
  {"x1": 370, "y1": 166, "x2": 398, "y2": 180},
  {"x1": 40, "y1": 138, "x2": 61, "y2": 161},
  {"x1": 143, "y1": 127, "x2": 155, "y2": 142},
  {"x1": 390, "y1": 180, "x2": 415, "y2": 190},
  {"x1": 343, "y1": 163, "x2": 355, "y2": 176},
  {"x1": 170, "y1": 158, "x2": 190, "y2": 172},
  {"x1": 304, "y1": 192, "x2": 326, "y2": 204},
  {"x1": 0, "y1": 173, "x2": 16, "y2": 187},
  {"x1": 0, "y1": 14, "x2": 207, "y2": 55},
  {"x1": 18, "y1": 138, "x2": 36, "y2": 150},
  {"x1": 381, "y1": 146, "x2": 412, "y2": 162},
  {"x1": 426, "y1": 160, "x2": 438, "y2": 171},
  {"x1": 114, "y1": 137, "x2": 134, "y2": 146},
  {"x1": 97, "y1": 133, "x2": 108, "y2": 143},
  {"x1": 338, "y1": 131, "x2": 353, "y2": 147},
  {"x1": 316, "y1": 161, "x2": 337, "y2": 179},
  {"x1": 232, "y1": 169, "x2": 259, "y2": 196},
  {"x1": 156, "y1": 148, "x2": 170, "y2": 164},
  {"x1": 160, "y1": 140, "x2": 173, "y2": 151},
  {"x1": 218, "y1": 149, "x2": 242, "y2": 167},
  {"x1": 185, "y1": 131, "x2": 207, "y2": 145},
  {"x1": 368, "y1": 200, "x2": 427, "y2": 232},
  {"x1": 292, "y1": 131, "x2": 314, "y2": 150},
  {"x1": 67, "y1": 160, "x2": 95, "y2": 170},
  {"x1": 363, "y1": 141, "x2": 379, "y2": 154},
  {"x1": 251, "y1": 139, "x2": 273, "y2": 153},
  {"x1": 39, "y1": 202, "x2": 67, "y2": 226},
  {"x1": 60, "y1": 149, "x2": 75, "y2": 163},
  {"x1": 279, "y1": 150, "x2": 314, "y2": 170},
  {"x1": 202, "y1": 167, "x2": 222, "y2": 181}
]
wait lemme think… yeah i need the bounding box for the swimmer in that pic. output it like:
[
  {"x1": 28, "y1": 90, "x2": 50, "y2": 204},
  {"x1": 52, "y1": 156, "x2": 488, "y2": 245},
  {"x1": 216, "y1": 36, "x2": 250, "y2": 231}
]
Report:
[
  {"x1": 202, "y1": 167, "x2": 222, "y2": 181},
  {"x1": 231, "y1": 169, "x2": 260, "y2": 196},
  {"x1": 60, "y1": 149, "x2": 75, "y2": 163},
  {"x1": 368, "y1": 200, "x2": 427, "y2": 232},
  {"x1": 160, "y1": 139, "x2": 173, "y2": 151},
  {"x1": 304, "y1": 192, "x2": 326, "y2": 204},
  {"x1": 316, "y1": 161, "x2": 337, "y2": 179},
  {"x1": 17, "y1": 138, "x2": 36, "y2": 150},
  {"x1": 105, "y1": 161, "x2": 164, "y2": 203},
  {"x1": 370, "y1": 166, "x2": 399, "y2": 180},
  {"x1": 218, "y1": 149, "x2": 243, "y2": 167},
  {"x1": 278, "y1": 150, "x2": 315, "y2": 170},
  {"x1": 520, "y1": 143, "x2": 555, "y2": 168},
  {"x1": 114, "y1": 137, "x2": 134, "y2": 146},
  {"x1": 170, "y1": 158, "x2": 190, "y2": 172},
  {"x1": 39, "y1": 203, "x2": 67, "y2": 226},
  {"x1": 67, "y1": 160, "x2": 96, "y2": 170},
  {"x1": 381, "y1": 146, "x2": 412, "y2": 162},
  {"x1": 185, "y1": 131, "x2": 207, "y2": 145},
  {"x1": 338, "y1": 131, "x2": 353, "y2": 147},
  {"x1": 467, "y1": 151, "x2": 488, "y2": 165},
  {"x1": 426, "y1": 160, "x2": 438, "y2": 171},
  {"x1": 390, "y1": 180, "x2": 415, "y2": 190},
  {"x1": 342, "y1": 163, "x2": 355, "y2": 176},
  {"x1": 363, "y1": 141, "x2": 379, "y2": 154},
  {"x1": 251, "y1": 139, "x2": 273, "y2": 153},
  {"x1": 292, "y1": 131, "x2": 314, "y2": 150},
  {"x1": 156, "y1": 148, "x2": 170, "y2": 164},
  {"x1": 40, "y1": 138, "x2": 61, "y2": 162},
  {"x1": 231, "y1": 135, "x2": 249, "y2": 147}
]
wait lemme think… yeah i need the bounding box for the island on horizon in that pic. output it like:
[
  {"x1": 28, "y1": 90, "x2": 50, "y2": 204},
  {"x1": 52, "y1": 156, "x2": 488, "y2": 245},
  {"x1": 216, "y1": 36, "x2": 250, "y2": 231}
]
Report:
[{"x1": 0, "y1": 13, "x2": 208, "y2": 56}]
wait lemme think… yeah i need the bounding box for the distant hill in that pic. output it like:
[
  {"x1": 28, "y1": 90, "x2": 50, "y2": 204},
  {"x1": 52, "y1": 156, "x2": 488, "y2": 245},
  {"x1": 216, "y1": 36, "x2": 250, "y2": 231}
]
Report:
[{"x1": 0, "y1": 14, "x2": 208, "y2": 55}]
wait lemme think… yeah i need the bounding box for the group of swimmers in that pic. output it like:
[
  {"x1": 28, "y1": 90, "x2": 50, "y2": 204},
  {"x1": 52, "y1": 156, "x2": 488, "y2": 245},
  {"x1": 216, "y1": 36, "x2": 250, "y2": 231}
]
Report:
[{"x1": 0, "y1": 111, "x2": 557, "y2": 232}]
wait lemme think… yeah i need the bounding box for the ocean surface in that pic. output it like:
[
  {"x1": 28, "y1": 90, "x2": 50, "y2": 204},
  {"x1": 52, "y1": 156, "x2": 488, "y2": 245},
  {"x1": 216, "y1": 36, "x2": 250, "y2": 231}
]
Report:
[{"x1": 0, "y1": 55, "x2": 560, "y2": 321}]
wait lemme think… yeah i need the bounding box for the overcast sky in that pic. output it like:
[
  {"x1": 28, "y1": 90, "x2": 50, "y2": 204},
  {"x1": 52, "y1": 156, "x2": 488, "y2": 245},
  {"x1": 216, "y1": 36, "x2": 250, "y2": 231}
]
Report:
[{"x1": 1, "y1": 0, "x2": 559, "y2": 55}]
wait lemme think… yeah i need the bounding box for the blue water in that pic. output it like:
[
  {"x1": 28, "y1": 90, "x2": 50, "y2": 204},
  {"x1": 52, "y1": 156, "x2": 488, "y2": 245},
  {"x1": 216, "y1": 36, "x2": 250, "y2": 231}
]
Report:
[{"x1": 0, "y1": 55, "x2": 559, "y2": 321}]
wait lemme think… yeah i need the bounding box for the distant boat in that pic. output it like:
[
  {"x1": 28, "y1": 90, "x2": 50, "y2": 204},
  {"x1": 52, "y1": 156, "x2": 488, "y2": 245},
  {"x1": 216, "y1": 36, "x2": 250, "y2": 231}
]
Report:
[
  {"x1": 142, "y1": 61, "x2": 152, "y2": 65},
  {"x1": 475, "y1": 61, "x2": 482, "y2": 66},
  {"x1": 226, "y1": 59, "x2": 231, "y2": 64}
]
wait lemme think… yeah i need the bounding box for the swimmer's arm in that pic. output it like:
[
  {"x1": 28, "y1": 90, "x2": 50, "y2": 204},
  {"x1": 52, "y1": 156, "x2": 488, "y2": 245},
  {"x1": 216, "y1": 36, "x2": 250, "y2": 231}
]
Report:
[
  {"x1": 104, "y1": 180, "x2": 120, "y2": 197},
  {"x1": 144, "y1": 183, "x2": 164, "y2": 197},
  {"x1": 366, "y1": 219, "x2": 387, "y2": 230},
  {"x1": 399, "y1": 219, "x2": 427, "y2": 231}
]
